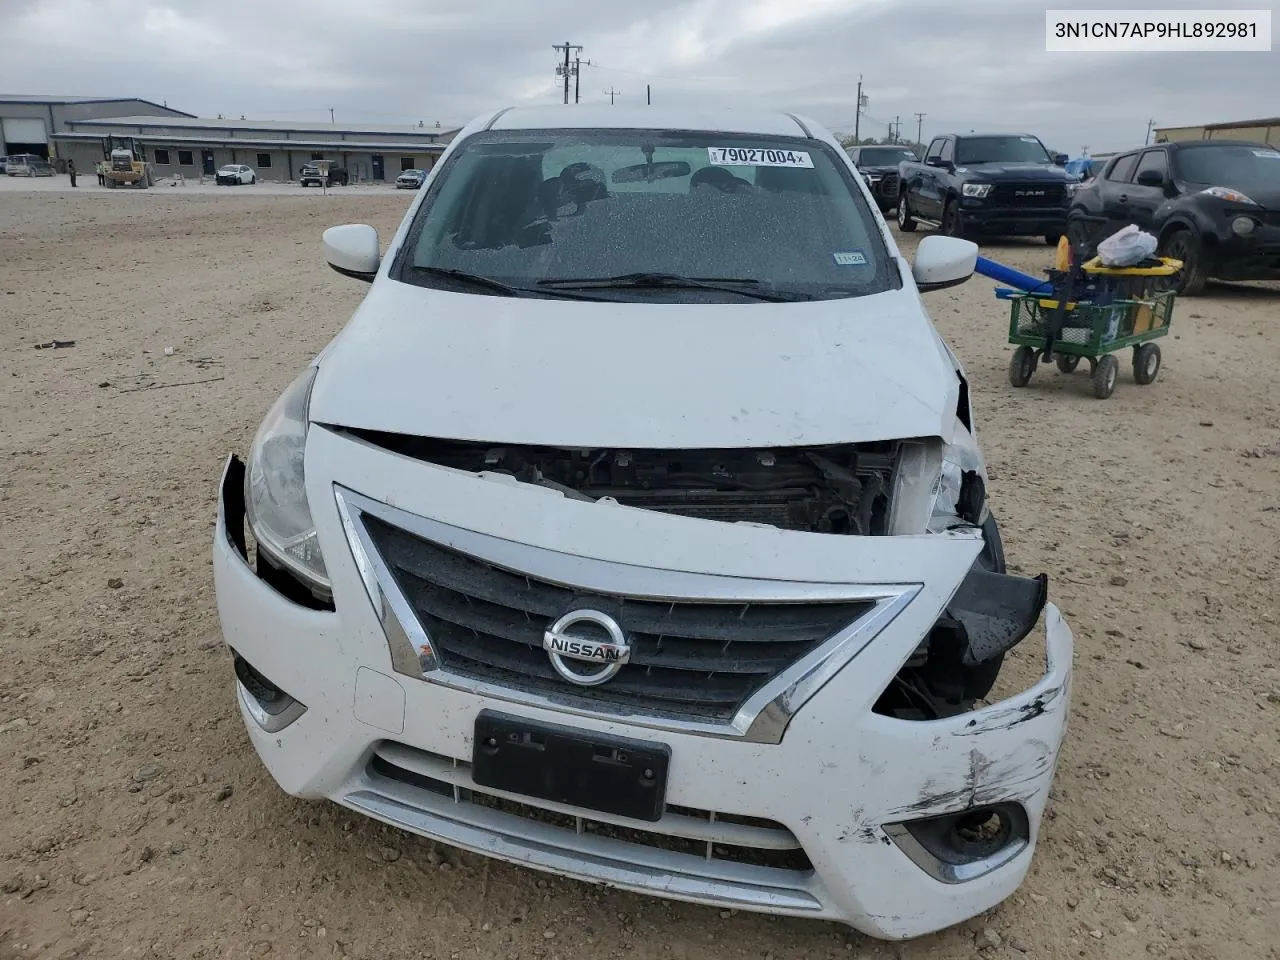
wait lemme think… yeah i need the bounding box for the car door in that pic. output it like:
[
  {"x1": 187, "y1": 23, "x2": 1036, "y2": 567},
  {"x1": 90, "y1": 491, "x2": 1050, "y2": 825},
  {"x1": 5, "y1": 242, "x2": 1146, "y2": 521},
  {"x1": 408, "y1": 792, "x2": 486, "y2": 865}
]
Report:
[
  {"x1": 918, "y1": 137, "x2": 948, "y2": 218},
  {"x1": 1099, "y1": 152, "x2": 1141, "y2": 235},
  {"x1": 1124, "y1": 149, "x2": 1170, "y2": 229}
]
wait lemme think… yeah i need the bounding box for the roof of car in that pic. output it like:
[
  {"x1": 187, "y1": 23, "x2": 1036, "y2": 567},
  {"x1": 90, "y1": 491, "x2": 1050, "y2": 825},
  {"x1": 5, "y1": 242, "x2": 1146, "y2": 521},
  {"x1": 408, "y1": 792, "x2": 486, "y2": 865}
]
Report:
[
  {"x1": 485, "y1": 106, "x2": 816, "y2": 138},
  {"x1": 1166, "y1": 138, "x2": 1277, "y2": 150}
]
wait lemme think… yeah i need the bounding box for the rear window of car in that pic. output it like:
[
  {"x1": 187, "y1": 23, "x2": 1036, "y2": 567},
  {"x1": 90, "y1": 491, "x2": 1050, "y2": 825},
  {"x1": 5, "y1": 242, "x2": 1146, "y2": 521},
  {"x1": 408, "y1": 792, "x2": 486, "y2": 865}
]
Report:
[{"x1": 395, "y1": 128, "x2": 897, "y2": 303}]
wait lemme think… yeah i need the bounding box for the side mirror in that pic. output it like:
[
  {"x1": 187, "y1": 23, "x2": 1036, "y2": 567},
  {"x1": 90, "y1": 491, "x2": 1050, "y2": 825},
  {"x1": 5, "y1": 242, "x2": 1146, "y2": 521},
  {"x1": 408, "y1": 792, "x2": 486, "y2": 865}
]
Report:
[
  {"x1": 1053, "y1": 153, "x2": 1069, "y2": 166},
  {"x1": 1135, "y1": 169, "x2": 1164, "y2": 188},
  {"x1": 925, "y1": 156, "x2": 949, "y2": 169},
  {"x1": 913, "y1": 235, "x2": 978, "y2": 292},
  {"x1": 323, "y1": 224, "x2": 380, "y2": 281}
]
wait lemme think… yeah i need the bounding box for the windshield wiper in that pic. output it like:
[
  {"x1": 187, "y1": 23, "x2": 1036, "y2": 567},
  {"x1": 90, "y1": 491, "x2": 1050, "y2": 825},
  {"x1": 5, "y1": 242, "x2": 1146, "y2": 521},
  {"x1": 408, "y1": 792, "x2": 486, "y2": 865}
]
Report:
[
  {"x1": 538, "y1": 272, "x2": 810, "y2": 302},
  {"x1": 408, "y1": 266, "x2": 607, "y2": 301}
]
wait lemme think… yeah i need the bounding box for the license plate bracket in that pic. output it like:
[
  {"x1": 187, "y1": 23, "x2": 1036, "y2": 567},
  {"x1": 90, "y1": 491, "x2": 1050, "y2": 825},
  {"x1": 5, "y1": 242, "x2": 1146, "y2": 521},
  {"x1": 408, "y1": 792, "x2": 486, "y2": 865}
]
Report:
[{"x1": 471, "y1": 711, "x2": 670, "y2": 822}]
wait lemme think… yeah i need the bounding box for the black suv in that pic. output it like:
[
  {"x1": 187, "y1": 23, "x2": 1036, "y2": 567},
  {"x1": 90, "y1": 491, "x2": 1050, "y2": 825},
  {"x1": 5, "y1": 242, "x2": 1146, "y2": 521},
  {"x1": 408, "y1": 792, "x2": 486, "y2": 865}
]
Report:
[
  {"x1": 300, "y1": 163, "x2": 349, "y2": 187},
  {"x1": 1067, "y1": 140, "x2": 1280, "y2": 294},
  {"x1": 845, "y1": 145, "x2": 918, "y2": 214}
]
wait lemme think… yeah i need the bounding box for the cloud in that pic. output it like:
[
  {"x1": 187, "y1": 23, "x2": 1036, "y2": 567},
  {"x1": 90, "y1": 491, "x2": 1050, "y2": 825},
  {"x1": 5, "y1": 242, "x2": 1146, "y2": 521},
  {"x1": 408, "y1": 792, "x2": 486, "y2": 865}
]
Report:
[{"x1": 1, "y1": 0, "x2": 1276, "y2": 152}]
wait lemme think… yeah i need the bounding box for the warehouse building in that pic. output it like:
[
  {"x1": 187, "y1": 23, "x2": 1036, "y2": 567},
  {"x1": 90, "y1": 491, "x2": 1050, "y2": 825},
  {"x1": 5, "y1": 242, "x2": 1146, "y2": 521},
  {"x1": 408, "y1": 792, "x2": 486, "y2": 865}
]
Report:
[
  {"x1": 0, "y1": 95, "x2": 192, "y2": 159},
  {"x1": 50, "y1": 115, "x2": 458, "y2": 183},
  {"x1": 1154, "y1": 117, "x2": 1280, "y2": 146}
]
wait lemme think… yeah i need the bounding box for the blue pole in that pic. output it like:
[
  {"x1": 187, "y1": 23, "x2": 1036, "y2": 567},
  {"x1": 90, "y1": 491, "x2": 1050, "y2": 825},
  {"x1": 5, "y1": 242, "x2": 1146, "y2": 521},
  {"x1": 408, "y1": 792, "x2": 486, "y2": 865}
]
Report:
[{"x1": 974, "y1": 255, "x2": 1052, "y2": 293}]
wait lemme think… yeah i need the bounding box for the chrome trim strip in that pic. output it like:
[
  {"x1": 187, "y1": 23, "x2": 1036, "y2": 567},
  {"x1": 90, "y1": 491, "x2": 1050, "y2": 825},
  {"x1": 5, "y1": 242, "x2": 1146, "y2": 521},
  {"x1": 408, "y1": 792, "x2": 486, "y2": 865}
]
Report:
[
  {"x1": 881, "y1": 822, "x2": 1029, "y2": 884},
  {"x1": 334, "y1": 486, "x2": 919, "y2": 744},
  {"x1": 344, "y1": 785, "x2": 824, "y2": 913},
  {"x1": 236, "y1": 680, "x2": 308, "y2": 734}
]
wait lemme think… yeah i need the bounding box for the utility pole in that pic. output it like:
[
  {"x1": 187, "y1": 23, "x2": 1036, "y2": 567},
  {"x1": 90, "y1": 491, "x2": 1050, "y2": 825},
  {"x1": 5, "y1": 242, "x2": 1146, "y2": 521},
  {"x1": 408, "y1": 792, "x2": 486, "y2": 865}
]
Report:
[
  {"x1": 553, "y1": 42, "x2": 583, "y2": 105},
  {"x1": 892, "y1": 115, "x2": 902, "y2": 143},
  {"x1": 604, "y1": 87, "x2": 621, "y2": 105},
  {"x1": 854, "y1": 75, "x2": 866, "y2": 142},
  {"x1": 1145, "y1": 118, "x2": 1156, "y2": 145},
  {"x1": 574, "y1": 56, "x2": 591, "y2": 103},
  {"x1": 647, "y1": 84, "x2": 651, "y2": 106},
  {"x1": 914, "y1": 112, "x2": 925, "y2": 146},
  {"x1": 886, "y1": 122, "x2": 893, "y2": 142},
  {"x1": 329, "y1": 107, "x2": 334, "y2": 124}
]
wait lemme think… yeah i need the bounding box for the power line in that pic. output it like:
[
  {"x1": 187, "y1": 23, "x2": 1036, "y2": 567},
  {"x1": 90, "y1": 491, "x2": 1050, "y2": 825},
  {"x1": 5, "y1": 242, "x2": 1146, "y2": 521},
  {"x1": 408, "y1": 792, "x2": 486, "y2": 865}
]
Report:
[{"x1": 553, "y1": 42, "x2": 584, "y2": 105}]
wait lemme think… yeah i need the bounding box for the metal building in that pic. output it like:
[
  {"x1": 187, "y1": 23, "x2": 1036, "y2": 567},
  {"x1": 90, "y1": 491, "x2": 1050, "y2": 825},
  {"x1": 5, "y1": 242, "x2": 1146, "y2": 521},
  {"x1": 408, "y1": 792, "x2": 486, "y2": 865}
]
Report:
[
  {"x1": 0, "y1": 95, "x2": 193, "y2": 159},
  {"x1": 1154, "y1": 117, "x2": 1280, "y2": 145},
  {"x1": 50, "y1": 115, "x2": 458, "y2": 183}
]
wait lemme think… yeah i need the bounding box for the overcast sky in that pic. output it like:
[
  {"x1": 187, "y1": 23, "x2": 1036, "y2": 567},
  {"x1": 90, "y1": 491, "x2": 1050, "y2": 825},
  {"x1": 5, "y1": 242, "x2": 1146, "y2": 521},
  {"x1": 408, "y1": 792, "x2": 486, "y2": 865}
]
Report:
[{"x1": 2, "y1": 0, "x2": 1276, "y2": 154}]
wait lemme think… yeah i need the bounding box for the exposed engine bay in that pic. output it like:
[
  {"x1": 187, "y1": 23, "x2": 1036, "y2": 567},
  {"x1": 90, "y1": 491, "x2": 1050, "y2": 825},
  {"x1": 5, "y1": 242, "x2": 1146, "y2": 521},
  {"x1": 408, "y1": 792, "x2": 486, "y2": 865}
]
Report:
[{"x1": 346, "y1": 430, "x2": 903, "y2": 536}]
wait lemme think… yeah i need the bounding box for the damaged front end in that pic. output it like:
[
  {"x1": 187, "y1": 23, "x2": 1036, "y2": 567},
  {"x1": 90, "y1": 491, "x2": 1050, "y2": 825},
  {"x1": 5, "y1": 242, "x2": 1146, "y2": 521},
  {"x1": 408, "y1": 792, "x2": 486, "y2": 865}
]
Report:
[{"x1": 340, "y1": 427, "x2": 1049, "y2": 723}]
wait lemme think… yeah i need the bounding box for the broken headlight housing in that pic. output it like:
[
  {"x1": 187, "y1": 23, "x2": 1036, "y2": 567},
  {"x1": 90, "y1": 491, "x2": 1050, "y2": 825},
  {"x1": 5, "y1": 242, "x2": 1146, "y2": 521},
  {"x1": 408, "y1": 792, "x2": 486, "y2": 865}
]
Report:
[
  {"x1": 930, "y1": 431, "x2": 988, "y2": 532},
  {"x1": 244, "y1": 366, "x2": 330, "y2": 596}
]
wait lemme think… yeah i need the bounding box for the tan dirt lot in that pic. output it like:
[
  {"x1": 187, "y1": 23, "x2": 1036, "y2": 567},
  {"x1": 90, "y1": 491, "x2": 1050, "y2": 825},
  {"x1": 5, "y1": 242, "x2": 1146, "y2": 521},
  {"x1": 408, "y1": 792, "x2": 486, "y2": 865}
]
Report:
[{"x1": 1, "y1": 187, "x2": 1277, "y2": 960}]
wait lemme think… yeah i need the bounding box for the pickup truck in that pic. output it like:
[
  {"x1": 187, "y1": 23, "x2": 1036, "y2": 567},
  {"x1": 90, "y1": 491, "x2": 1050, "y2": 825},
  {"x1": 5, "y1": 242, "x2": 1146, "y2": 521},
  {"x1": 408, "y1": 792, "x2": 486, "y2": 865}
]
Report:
[{"x1": 897, "y1": 133, "x2": 1078, "y2": 245}]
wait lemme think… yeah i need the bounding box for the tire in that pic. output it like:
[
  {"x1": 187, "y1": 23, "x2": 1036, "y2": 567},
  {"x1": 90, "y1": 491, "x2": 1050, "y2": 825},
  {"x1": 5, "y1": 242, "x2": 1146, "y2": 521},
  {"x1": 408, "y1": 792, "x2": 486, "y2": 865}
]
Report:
[
  {"x1": 1056, "y1": 353, "x2": 1081, "y2": 373},
  {"x1": 897, "y1": 192, "x2": 917, "y2": 232},
  {"x1": 1044, "y1": 234, "x2": 1061, "y2": 246},
  {"x1": 1092, "y1": 354, "x2": 1119, "y2": 399},
  {"x1": 1009, "y1": 346, "x2": 1037, "y2": 387},
  {"x1": 250, "y1": 175, "x2": 256, "y2": 184},
  {"x1": 1133, "y1": 343, "x2": 1161, "y2": 385},
  {"x1": 1160, "y1": 228, "x2": 1207, "y2": 296},
  {"x1": 941, "y1": 198, "x2": 965, "y2": 238}
]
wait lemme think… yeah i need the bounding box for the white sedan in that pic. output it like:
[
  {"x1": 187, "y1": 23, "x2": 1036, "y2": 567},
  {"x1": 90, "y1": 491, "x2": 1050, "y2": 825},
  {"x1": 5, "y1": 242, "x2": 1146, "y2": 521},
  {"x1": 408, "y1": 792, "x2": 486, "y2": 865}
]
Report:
[{"x1": 215, "y1": 164, "x2": 257, "y2": 185}]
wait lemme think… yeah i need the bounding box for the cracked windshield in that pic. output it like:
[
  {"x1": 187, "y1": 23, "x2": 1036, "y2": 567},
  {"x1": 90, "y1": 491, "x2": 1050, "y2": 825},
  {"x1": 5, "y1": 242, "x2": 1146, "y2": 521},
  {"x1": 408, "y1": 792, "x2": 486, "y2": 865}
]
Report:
[{"x1": 400, "y1": 130, "x2": 896, "y2": 301}]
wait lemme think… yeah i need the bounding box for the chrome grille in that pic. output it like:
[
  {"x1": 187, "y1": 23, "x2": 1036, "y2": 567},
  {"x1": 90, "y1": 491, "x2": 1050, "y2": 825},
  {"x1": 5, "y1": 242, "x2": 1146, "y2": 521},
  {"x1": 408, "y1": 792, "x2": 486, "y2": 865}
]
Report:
[{"x1": 361, "y1": 515, "x2": 874, "y2": 722}]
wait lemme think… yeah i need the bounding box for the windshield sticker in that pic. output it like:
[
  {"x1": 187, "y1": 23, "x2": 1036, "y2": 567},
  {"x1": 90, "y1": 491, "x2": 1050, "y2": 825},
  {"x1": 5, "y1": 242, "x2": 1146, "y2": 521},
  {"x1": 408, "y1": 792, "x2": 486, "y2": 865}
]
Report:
[
  {"x1": 707, "y1": 147, "x2": 814, "y2": 168},
  {"x1": 833, "y1": 251, "x2": 868, "y2": 266},
  {"x1": 1253, "y1": 149, "x2": 1280, "y2": 159}
]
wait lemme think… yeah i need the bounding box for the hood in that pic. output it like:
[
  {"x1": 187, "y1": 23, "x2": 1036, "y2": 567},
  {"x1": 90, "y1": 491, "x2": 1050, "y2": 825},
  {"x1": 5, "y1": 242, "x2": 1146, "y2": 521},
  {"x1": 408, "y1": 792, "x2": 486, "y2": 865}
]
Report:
[
  {"x1": 858, "y1": 164, "x2": 901, "y2": 176},
  {"x1": 308, "y1": 274, "x2": 959, "y2": 449},
  {"x1": 958, "y1": 163, "x2": 1073, "y2": 182}
]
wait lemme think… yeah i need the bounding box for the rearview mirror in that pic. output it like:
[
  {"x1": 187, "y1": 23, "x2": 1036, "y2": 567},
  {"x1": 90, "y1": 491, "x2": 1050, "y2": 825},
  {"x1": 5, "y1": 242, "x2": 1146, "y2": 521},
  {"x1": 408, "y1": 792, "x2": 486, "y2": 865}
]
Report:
[
  {"x1": 611, "y1": 160, "x2": 692, "y2": 184},
  {"x1": 913, "y1": 235, "x2": 978, "y2": 292},
  {"x1": 323, "y1": 224, "x2": 379, "y2": 281},
  {"x1": 1135, "y1": 169, "x2": 1164, "y2": 188}
]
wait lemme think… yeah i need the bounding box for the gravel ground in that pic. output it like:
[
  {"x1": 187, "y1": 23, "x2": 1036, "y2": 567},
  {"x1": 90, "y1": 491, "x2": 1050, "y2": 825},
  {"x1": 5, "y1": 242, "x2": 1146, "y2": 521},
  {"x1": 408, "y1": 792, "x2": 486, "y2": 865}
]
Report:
[{"x1": 1, "y1": 186, "x2": 1278, "y2": 960}]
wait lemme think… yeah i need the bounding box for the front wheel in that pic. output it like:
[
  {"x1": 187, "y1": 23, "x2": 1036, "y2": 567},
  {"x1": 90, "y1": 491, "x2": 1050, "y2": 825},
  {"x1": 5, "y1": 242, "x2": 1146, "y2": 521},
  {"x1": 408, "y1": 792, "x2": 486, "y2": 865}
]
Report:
[
  {"x1": 1160, "y1": 228, "x2": 1207, "y2": 295},
  {"x1": 1056, "y1": 353, "x2": 1081, "y2": 373},
  {"x1": 897, "y1": 193, "x2": 917, "y2": 232},
  {"x1": 1044, "y1": 233, "x2": 1061, "y2": 246},
  {"x1": 941, "y1": 198, "x2": 965, "y2": 238},
  {"x1": 1092, "y1": 354, "x2": 1119, "y2": 399},
  {"x1": 1009, "y1": 346, "x2": 1037, "y2": 387},
  {"x1": 1133, "y1": 343, "x2": 1161, "y2": 385},
  {"x1": 250, "y1": 175, "x2": 256, "y2": 184}
]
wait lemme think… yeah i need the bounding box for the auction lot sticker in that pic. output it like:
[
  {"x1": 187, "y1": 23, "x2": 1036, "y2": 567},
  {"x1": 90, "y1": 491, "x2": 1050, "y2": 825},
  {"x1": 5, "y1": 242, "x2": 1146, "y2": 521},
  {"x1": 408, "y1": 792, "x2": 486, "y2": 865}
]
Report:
[{"x1": 708, "y1": 147, "x2": 814, "y2": 168}]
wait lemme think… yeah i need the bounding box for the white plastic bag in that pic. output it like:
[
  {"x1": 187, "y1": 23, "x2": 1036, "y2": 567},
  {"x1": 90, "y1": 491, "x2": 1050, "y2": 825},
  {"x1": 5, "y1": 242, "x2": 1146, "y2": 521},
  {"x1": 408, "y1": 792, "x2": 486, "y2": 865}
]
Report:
[{"x1": 1097, "y1": 224, "x2": 1158, "y2": 267}]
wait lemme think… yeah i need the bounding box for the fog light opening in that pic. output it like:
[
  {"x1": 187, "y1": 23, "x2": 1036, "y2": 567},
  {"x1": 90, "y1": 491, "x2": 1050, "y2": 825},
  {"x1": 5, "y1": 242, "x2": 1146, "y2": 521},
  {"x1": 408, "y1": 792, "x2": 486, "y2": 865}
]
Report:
[
  {"x1": 233, "y1": 653, "x2": 308, "y2": 732},
  {"x1": 1231, "y1": 216, "x2": 1257, "y2": 237},
  {"x1": 885, "y1": 802, "x2": 1030, "y2": 883}
]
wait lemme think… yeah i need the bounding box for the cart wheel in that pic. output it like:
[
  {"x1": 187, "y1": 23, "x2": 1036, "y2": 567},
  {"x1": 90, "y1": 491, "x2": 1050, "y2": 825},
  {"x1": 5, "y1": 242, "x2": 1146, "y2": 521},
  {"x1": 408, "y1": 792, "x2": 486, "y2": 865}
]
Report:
[
  {"x1": 1092, "y1": 354, "x2": 1118, "y2": 399},
  {"x1": 1009, "y1": 346, "x2": 1037, "y2": 387},
  {"x1": 1055, "y1": 354, "x2": 1081, "y2": 374},
  {"x1": 1133, "y1": 343, "x2": 1161, "y2": 385}
]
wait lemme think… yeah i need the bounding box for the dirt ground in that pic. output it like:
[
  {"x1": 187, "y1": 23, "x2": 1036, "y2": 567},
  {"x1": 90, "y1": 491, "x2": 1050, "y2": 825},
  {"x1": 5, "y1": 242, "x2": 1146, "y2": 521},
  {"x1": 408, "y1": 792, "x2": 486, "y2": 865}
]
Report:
[{"x1": 1, "y1": 185, "x2": 1277, "y2": 960}]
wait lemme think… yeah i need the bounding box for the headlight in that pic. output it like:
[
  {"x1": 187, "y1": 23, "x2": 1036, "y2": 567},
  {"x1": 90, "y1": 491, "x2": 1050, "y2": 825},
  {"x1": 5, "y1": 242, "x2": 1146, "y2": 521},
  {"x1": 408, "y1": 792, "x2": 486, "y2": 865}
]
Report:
[
  {"x1": 930, "y1": 431, "x2": 988, "y2": 532},
  {"x1": 245, "y1": 366, "x2": 329, "y2": 592},
  {"x1": 1201, "y1": 186, "x2": 1258, "y2": 205},
  {"x1": 961, "y1": 183, "x2": 992, "y2": 198},
  {"x1": 1065, "y1": 181, "x2": 1080, "y2": 197}
]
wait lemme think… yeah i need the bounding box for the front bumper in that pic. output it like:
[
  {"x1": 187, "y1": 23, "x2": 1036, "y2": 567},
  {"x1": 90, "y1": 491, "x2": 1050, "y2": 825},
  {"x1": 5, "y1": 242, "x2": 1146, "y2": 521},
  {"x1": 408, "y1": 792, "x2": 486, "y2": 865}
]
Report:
[
  {"x1": 212, "y1": 429, "x2": 1073, "y2": 939},
  {"x1": 959, "y1": 201, "x2": 1067, "y2": 236},
  {"x1": 1210, "y1": 224, "x2": 1280, "y2": 280}
]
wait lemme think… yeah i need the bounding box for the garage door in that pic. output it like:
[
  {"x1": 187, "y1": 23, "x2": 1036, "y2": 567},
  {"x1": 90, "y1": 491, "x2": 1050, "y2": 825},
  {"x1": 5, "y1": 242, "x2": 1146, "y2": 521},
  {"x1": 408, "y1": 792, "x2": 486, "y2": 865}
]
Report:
[{"x1": 3, "y1": 117, "x2": 49, "y2": 148}]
